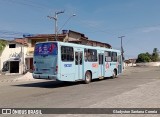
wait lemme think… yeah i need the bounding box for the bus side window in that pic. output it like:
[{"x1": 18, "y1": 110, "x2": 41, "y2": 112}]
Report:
[
  {"x1": 61, "y1": 46, "x2": 74, "y2": 62},
  {"x1": 84, "y1": 48, "x2": 97, "y2": 62},
  {"x1": 105, "y1": 51, "x2": 111, "y2": 62},
  {"x1": 61, "y1": 54, "x2": 65, "y2": 61},
  {"x1": 84, "y1": 49, "x2": 88, "y2": 62},
  {"x1": 75, "y1": 52, "x2": 83, "y2": 65},
  {"x1": 112, "y1": 52, "x2": 117, "y2": 62},
  {"x1": 88, "y1": 49, "x2": 92, "y2": 61},
  {"x1": 75, "y1": 52, "x2": 78, "y2": 65},
  {"x1": 118, "y1": 55, "x2": 121, "y2": 64},
  {"x1": 88, "y1": 49, "x2": 97, "y2": 62},
  {"x1": 61, "y1": 47, "x2": 65, "y2": 61},
  {"x1": 99, "y1": 54, "x2": 103, "y2": 64},
  {"x1": 79, "y1": 52, "x2": 82, "y2": 65}
]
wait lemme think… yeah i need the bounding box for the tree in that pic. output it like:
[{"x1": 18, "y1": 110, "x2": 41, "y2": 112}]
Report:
[
  {"x1": 136, "y1": 48, "x2": 160, "y2": 63},
  {"x1": 145, "y1": 52, "x2": 152, "y2": 60},
  {"x1": 151, "y1": 48, "x2": 159, "y2": 62},
  {"x1": 136, "y1": 53, "x2": 151, "y2": 63},
  {"x1": 0, "y1": 40, "x2": 7, "y2": 52}
]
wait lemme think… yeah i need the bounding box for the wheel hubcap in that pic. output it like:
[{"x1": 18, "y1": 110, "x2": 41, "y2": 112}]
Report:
[
  {"x1": 86, "y1": 73, "x2": 90, "y2": 81},
  {"x1": 113, "y1": 71, "x2": 115, "y2": 78},
  {"x1": 113, "y1": 71, "x2": 116, "y2": 77}
]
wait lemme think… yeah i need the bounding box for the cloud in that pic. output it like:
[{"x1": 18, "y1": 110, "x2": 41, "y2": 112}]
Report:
[{"x1": 142, "y1": 26, "x2": 160, "y2": 33}]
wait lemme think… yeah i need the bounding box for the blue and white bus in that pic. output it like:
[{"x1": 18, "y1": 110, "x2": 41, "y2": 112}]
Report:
[{"x1": 33, "y1": 41, "x2": 123, "y2": 83}]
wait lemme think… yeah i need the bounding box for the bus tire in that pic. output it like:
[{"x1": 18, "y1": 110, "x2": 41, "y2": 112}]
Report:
[
  {"x1": 85, "y1": 71, "x2": 92, "y2": 84},
  {"x1": 111, "y1": 70, "x2": 116, "y2": 79}
]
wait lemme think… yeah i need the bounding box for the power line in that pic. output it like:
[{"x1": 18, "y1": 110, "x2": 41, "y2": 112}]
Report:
[
  {"x1": 115, "y1": 23, "x2": 160, "y2": 32},
  {"x1": 58, "y1": 14, "x2": 76, "y2": 33},
  {"x1": 0, "y1": 0, "x2": 141, "y2": 38},
  {"x1": 74, "y1": 18, "x2": 120, "y2": 37},
  {"x1": 0, "y1": 29, "x2": 35, "y2": 40},
  {"x1": 2, "y1": 0, "x2": 49, "y2": 12},
  {"x1": 2, "y1": 0, "x2": 160, "y2": 48},
  {"x1": 0, "y1": 32, "x2": 23, "y2": 36},
  {"x1": 20, "y1": 0, "x2": 49, "y2": 9},
  {"x1": 0, "y1": 30, "x2": 29, "y2": 35}
]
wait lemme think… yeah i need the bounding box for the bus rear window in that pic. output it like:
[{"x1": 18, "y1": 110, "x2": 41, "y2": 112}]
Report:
[{"x1": 34, "y1": 42, "x2": 57, "y2": 56}]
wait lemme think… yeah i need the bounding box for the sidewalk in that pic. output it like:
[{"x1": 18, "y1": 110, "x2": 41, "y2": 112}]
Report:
[
  {"x1": 88, "y1": 79, "x2": 160, "y2": 108},
  {"x1": 0, "y1": 72, "x2": 35, "y2": 83}
]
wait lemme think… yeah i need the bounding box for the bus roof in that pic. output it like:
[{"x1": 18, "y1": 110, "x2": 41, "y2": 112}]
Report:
[{"x1": 35, "y1": 41, "x2": 120, "y2": 53}]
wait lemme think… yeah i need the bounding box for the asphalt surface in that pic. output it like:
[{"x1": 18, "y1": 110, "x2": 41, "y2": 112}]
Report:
[{"x1": 0, "y1": 67, "x2": 160, "y2": 117}]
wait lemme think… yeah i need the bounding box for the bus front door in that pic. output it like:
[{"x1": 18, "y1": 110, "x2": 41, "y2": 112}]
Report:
[
  {"x1": 75, "y1": 51, "x2": 83, "y2": 80},
  {"x1": 98, "y1": 53, "x2": 104, "y2": 79}
]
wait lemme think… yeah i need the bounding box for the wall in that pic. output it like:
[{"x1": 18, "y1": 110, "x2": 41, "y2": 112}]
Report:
[
  {"x1": 31, "y1": 39, "x2": 47, "y2": 47},
  {"x1": 124, "y1": 63, "x2": 136, "y2": 67},
  {"x1": 68, "y1": 31, "x2": 81, "y2": 40},
  {"x1": 0, "y1": 42, "x2": 27, "y2": 74},
  {"x1": 136, "y1": 62, "x2": 160, "y2": 67}
]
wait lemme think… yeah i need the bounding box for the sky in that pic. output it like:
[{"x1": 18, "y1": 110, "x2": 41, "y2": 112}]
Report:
[{"x1": 0, "y1": 0, "x2": 160, "y2": 59}]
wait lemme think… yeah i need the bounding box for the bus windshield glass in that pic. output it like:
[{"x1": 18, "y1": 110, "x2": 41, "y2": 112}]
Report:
[{"x1": 34, "y1": 42, "x2": 57, "y2": 56}]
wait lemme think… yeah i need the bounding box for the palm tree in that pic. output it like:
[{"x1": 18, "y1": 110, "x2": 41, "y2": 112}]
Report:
[
  {"x1": 152, "y1": 48, "x2": 159, "y2": 62},
  {"x1": 153, "y1": 48, "x2": 158, "y2": 54}
]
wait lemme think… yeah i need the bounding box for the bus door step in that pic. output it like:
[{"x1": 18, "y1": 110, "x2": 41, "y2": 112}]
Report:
[{"x1": 99, "y1": 76, "x2": 104, "y2": 79}]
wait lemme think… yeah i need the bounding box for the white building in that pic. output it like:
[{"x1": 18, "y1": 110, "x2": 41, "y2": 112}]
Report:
[{"x1": 0, "y1": 40, "x2": 28, "y2": 74}]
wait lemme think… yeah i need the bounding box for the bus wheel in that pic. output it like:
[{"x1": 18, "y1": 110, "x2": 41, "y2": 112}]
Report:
[
  {"x1": 85, "y1": 71, "x2": 92, "y2": 84},
  {"x1": 111, "y1": 70, "x2": 116, "y2": 79}
]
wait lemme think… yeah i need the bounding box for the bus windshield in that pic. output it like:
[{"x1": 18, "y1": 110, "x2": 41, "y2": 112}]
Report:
[{"x1": 34, "y1": 42, "x2": 57, "y2": 56}]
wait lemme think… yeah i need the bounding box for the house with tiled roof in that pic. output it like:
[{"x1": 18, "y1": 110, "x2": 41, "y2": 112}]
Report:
[{"x1": 14, "y1": 38, "x2": 27, "y2": 45}]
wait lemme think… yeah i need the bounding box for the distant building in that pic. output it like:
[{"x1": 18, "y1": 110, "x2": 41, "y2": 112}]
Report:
[{"x1": 124, "y1": 58, "x2": 137, "y2": 67}]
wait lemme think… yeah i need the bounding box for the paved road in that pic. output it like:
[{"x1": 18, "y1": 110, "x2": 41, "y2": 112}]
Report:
[{"x1": 0, "y1": 67, "x2": 160, "y2": 116}]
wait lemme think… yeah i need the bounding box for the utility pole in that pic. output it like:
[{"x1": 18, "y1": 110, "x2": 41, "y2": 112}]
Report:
[
  {"x1": 48, "y1": 10, "x2": 64, "y2": 41},
  {"x1": 118, "y1": 36, "x2": 125, "y2": 60}
]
